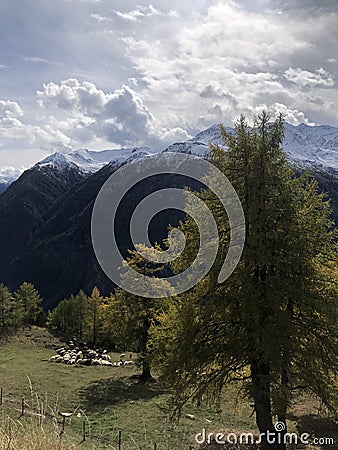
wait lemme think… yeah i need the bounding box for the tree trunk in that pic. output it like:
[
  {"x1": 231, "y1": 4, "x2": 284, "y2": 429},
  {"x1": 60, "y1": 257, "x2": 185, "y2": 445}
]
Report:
[
  {"x1": 251, "y1": 359, "x2": 285, "y2": 450},
  {"x1": 139, "y1": 358, "x2": 155, "y2": 382},
  {"x1": 138, "y1": 321, "x2": 155, "y2": 383}
]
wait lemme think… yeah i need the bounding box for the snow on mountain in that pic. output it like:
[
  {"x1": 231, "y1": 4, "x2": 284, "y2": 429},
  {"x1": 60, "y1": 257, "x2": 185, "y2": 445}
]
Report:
[
  {"x1": 189, "y1": 123, "x2": 232, "y2": 146},
  {"x1": 163, "y1": 141, "x2": 210, "y2": 157},
  {"x1": 28, "y1": 123, "x2": 338, "y2": 178},
  {"x1": 283, "y1": 123, "x2": 338, "y2": 171},
  {"x1": 35, "y1": 152, "x2": 79, "y2": 172},
  {"x1": 35, "y1": 146, "x2": 155, "y2": 173},
  {"x1": 163, "y1": 123, "x2": 338, "y2": 172}
]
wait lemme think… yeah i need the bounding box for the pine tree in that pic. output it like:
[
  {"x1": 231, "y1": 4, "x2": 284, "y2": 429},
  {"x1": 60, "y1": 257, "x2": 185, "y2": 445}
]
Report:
[{"x1": 151, "y1": 113, "x2": 338, "y2": 449}]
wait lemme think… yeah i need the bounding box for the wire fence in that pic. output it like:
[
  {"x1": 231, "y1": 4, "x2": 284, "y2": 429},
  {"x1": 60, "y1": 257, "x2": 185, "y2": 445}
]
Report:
[{"x1": 0, "y1": 386, "x2": 196, "y2": 449}]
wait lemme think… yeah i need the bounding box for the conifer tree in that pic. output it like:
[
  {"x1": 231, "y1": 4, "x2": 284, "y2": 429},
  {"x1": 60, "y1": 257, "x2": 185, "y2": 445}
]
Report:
[
  {"x1": 0, "y1": 283, "x2": 13, "y2": 330},
  {"x1": 151, "y1": 113, "x2": 338, "y2": 449},
  {"x1": 15, "y1": 282, "x2": 43, "y2": 325},
  {"x1": 106, "y1": 244, "x2": 173, "y2": 381},
  {"x1": 87, "y1": 287, "x2": 104, "y2": 347},
  {"x1": 47, "y1": 290, "x2": 89, "y2": 339}
]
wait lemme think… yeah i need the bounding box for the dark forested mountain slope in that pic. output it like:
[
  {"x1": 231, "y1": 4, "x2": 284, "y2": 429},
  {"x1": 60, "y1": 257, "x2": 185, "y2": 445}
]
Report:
[
  {"x1": 0, "y1": 166, "x2": 85, "y2": 273},
  {"x1": 1, "y1": 124, "x2": 338, "y2": 309},
  {"x1": 1, "y1": 162, "x2": 197, "y2": 310}
]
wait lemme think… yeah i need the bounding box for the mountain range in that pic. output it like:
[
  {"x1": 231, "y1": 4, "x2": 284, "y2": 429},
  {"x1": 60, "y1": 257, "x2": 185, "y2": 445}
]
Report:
[{"x1": 1, "y1": 122, "x2": 338, "y2": 310}]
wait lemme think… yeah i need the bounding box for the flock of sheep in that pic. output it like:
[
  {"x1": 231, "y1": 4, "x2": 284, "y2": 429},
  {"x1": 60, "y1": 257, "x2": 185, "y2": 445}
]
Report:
[{"x1": 48, "y1": 339, "x2": 134, "y2": 367}]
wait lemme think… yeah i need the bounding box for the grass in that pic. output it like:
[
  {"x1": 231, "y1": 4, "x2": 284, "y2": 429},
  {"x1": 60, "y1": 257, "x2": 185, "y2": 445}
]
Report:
[{"x1": 0, "y1": 327, "x2": 336, "y2": 449}]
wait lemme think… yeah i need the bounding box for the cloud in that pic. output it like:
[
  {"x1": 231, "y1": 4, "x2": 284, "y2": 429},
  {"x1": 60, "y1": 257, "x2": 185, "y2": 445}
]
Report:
[
  {"x1": 0, "y1": 0, "x2": 337, "y2": 169},
  {"x1": 24, "y1": 56, "x2": 61, "y2": 65},
  {"x1": 0, "y1": 100, "x2": 24, "y2": 117},
  {"x1": 253, "y1": 103, "x2": 316, "y2": 126},
  {"x1": 117, "y1": 1, "x2": 338, "y2": 132},
  {"x1": 113, "y1": 5, "x2": 169, "y2": 21},
  {"x1": 37, "y1": 78, "x2": 189, "y2": 148},
  {"x1": 284, "y1": 67, "x2": 335, "y2": 88},
  {"x1": 90, "y1": 13, "x2": 111, "y2": 23},
  {"x1": 0, "y1": 165, "x2": 26, "y2": 183},
  {"x1": 0, "y1": 97, "x2": 72, "y2": 151}
]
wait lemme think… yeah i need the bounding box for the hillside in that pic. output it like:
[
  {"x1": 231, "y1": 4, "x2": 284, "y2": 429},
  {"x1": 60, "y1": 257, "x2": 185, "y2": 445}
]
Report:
[
  {"x1": 0, "y1": 328, "x2": 336, "y2": 449},
  {"x1": 0, "y1": 123, "x2": 338, "y2": 309}
]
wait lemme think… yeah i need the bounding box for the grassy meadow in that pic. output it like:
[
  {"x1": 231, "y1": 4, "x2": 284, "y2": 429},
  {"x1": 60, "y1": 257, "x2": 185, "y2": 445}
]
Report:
[{"x1": 0, "y1": 327, "x2": 336, "y2": 449}]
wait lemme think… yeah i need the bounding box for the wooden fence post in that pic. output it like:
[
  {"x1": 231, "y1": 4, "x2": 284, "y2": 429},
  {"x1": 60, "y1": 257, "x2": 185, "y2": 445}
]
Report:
[
  {"x1": 82, "y1": 421, "x2": 86, "y2": 441},
  {"x1": 118, "y1": 430, "x2": 122, "y2": 450},
  {"x1": 0, "y1": 387, "x2": 2, "y2": 405},
  {"x1": 21, "y1": 398, "x2": 25, "y2": 416}
]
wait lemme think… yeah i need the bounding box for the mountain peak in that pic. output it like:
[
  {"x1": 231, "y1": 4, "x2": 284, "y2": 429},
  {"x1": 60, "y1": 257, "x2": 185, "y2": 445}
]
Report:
[
  {"x1": 9, "y1": 122, "x2": 338, "y2": 187},
  {"x1": 35, "y1": 152, "x2": 78, "y2": 172}
]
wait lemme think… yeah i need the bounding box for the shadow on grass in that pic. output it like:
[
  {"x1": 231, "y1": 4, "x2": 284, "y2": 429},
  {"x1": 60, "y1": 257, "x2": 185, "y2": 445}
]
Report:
[
  {"x1": 79, "y1": 376, "x2": 169, "y2": 412},
  {"x1": 296, "y1": 414, "x2": 337, "y2": 447}
]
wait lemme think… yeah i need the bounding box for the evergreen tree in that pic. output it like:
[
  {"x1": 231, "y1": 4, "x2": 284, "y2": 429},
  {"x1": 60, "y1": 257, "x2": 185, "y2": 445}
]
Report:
[
  {"x1": 151, "y1": 114, "x2": 338, "y2": 449},
  {"x1": 75, "y1": 290, "x2": 89, "y2": 340},
  {"x1": 87, "y1": 287, "x2": 104, "y2": 347},
  {"x1": 106, "y1": 244, "x2": 173, "y2": 381},
  {"x1": 47, "y1": 290, "x2": 89, "y2": 339},
  {"x1": 0, "y1": 283, "x2": 13, "y2": 330},
  {"x1": 14, "y1": 282, "x2": 43, "y2": 325}
]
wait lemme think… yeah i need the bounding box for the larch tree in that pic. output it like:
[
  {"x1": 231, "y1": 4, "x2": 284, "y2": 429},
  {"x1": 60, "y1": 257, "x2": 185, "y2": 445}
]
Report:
[
  {"x1": 87, "y1": 287, "x2": 104, "y2": 347},
  {"x1": 105, "y1": 244, "x2": 173, "y2": 381},
  {"x1": 151, "y1": 113, "x2": 338, "y2": 450}
]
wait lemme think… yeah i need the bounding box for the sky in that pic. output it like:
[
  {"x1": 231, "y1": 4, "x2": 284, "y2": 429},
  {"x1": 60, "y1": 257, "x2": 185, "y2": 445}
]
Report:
[{"x1": 0, "y1": 0, "x2": 338, "y2": 178}]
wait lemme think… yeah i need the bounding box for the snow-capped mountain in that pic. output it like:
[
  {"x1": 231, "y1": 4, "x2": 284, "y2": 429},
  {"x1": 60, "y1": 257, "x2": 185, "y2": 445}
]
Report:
[
  {"x1": 189, "y1": 123, "x2": 232, "y2": 146},
  {"x1": 2, "y1": 122, "x2": 338, "y2": 310},
  {"x1": 283, "y1": 123, "x2": 338, "y2": 171},
  {"x1": 3, "y1": 123, "x2": 338, "y2": 192},
  {"x1": 35, "y1": 146, "x2": 155, "y2": 174},
  {"x1": 34, "y1": 123, "x2": 338, "y2": 176}
]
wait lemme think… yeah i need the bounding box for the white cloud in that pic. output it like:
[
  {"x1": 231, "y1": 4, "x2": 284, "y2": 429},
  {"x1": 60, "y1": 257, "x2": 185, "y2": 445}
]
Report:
[
  {"x1": 0, "y1": 0, "x2": 337, "y2": 169},
  {"x1": 0, "y1": 165, "x2": 26, "y2": 183},
  {"x1": 24, "y1": 56, "x2": 61, "y2": 66},
  {"x1": 284, "y1": 67, "x2": 335, "y2": 88},
  {"x1": 113, "y1": 5, "x2": 166, "y2": 21},
  {"x1": 90, "y1": 13, "x2": 111, "y2": 23},
  {"x1": 252, "y1": 103, "x2": 315, "y2": 126},
  {"x1": 0, "y1": 100, "x2": 24, "y2": 117},
  {"x1": 115, "y1": 2, "x2": 338, "y2": 132},
  {"x1": 0, "y1": 98, "x2": 72, "y2": 151},
  {"x1": 37, "y1": 78, "x2": 189, "y2": 148},
  {"x1": 177, "y1": 3, "x2": 309, "y2": 68},
  {"x1": 0, "y1": 100, "x2": 26, "y2": 138}
]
